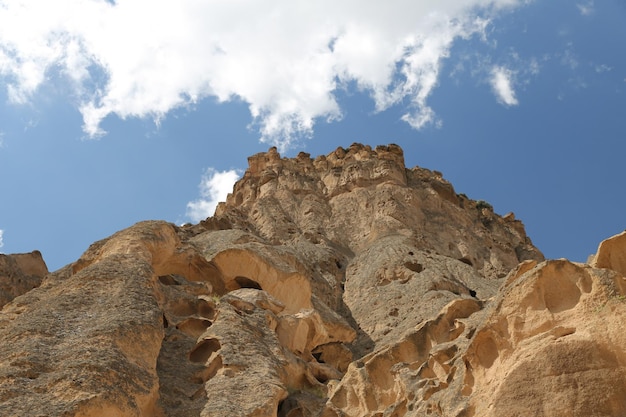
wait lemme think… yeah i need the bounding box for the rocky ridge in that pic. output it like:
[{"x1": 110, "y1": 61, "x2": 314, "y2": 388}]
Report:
[{"x1": 0, "y1": 143, "x2": 624, "y2": 417}]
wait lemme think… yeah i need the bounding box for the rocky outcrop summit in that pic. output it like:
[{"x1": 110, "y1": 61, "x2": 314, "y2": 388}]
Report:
[
  {"x1": 0, "y1": 250, "x2": 48, "y2": 308},
  {"x1": 1, "y1": 143, "x2": 625, "y2": 417}
]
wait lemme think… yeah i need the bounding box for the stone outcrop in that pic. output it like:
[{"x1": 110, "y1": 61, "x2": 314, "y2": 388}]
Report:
[
  {"x1": 0, "y1": 250, "x2": 48, "y2": 308},
  {"x1": 1, "y1": 143, "x2": 624, "y2": 417},
  {"x1": 591, "y1": 230, "x2": 626, "y2": 276}
]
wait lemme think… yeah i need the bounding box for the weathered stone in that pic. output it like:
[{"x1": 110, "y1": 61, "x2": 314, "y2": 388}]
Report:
[
  {"x1": 6, "y1": 144, "x2": 623, "y2": 417},
  {"x1": 592, "y1": 230, "x2": 626, "y2": 276},
  {"x1": 0, "y1": 250, "x2": 48, "y2": 308}
]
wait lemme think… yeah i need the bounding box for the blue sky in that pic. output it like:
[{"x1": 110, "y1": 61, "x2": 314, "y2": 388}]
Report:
[{"x1": 0, "y1": 0, "x2": 624, "y2": 271}]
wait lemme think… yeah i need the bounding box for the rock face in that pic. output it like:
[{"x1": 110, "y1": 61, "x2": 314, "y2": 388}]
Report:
[
  {"x1": 0, "y1": 250, "x2": 48, "y2": 308},
  {"x1": 1, "y1": 143, "x2": 624, "y2": 417}
]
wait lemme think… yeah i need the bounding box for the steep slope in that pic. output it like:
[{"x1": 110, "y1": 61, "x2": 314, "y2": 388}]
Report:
[{"x1": 1, "y1": 144, "x2": 623, "y2": 417}]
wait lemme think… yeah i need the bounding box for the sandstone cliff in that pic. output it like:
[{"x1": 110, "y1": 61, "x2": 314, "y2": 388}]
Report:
[
  {"x1": 0, "y1": 250, "x2": 48, "y2": 308},
  {"x1": 1, "y1": 144, "x2": 624, "y2": 417}
]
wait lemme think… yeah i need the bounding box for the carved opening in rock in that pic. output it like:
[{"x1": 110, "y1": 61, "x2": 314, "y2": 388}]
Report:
[
  {"x1": 212, "y1": 249, "x2": 312, "y2": 313},
  {"x1": 310, "y1": 365, "x2": 336, "y2": 384},
  {"x1": 191, "y1": 354, "x2": 223, "y2": 383},
  {"x1": 162, "y1": 314, "x2": 169, "y2": 328},
  {"x1": 335, "y1": 260, "x2": 342, "y2": 269},
  {"x1": 227, "y1": 298, "x2": 256, "y2": 314},
  {"x1": 153, "y1": 249, "x2": 226, "y2": 294},
  {"x1": 158, "y1": 274, "x2": 180, "y2": 285},
  {"x1": 408, "y1": 251, "x2": 414, "y2": 256},
  {"x1": 312, "y1": 343, "x2": 353, "y2": 373},
  {"x1": 169, "y1": 299, "x2": 197, "y2": 317},
  {"x1": 458, "y1": 257, "x2": 473, "y2": 267},
  {"x1": 197, "y1": 298, "x2": 216, "y2": 319},
  {"x1": 189, "y1": 338, "x2": 221, "y2": 363},
  {"x1": 176, "y1": 317, "x2": 212, "y2": 338},
  {"x1": 469, "y1": 289, "x2": 477, "y2": 298},
  {"x1": 278, "y1": 394, "x2": 314, "y2": 417},
  {"x1": 234, "y1": 276, "x2": 263, "y2": 290},
  {"x1": 404, "y1": 261, "x2": 424, "y2": 273}
]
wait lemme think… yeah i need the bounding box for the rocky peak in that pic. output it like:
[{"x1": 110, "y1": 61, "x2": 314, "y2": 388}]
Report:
[
  {"x1": 0, "y1": 250, "x2": 48, "y2": 308},
  {"x1": 215, "y1": 143, "x2": 542, "y2": 280},
  {"x1": 2, "y1": 144, "x2": 624, "y2": 417}
]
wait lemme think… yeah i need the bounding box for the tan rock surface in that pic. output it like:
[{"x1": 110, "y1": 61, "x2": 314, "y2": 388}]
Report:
[
  {"x1": 0, "y1": 250, "x2": 48, "y2": 308},
  {"x1": 3, "y1": 143, "x2": 623, "y2": 417},
  {"x1": 592, "y1": 230, "x2": 626, "y2": 275}
]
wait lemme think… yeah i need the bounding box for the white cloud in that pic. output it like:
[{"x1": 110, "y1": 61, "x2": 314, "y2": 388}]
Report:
[
  {"x1": 186, "y1": 168, "x2": 241, "y2": 223},
  {"x1": 0, "y1": 229, "x2": 4, "y2": 250},
  {"x1": 577, "y1": 1, "x2": 595, "y2": 16},
  {"x1": 0, "y1": 0, "x2": 529, "y2": 149},
  {"x1": 490, "y1": 66, "x2": 518, "y2": 106}
]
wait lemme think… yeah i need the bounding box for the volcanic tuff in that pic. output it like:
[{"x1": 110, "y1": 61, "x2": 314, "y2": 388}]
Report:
[{"x1": 1, "y1": 143, "x2": 625, "y2": 417}]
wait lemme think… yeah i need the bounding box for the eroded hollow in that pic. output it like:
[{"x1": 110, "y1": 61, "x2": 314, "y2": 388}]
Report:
[
  {"x1": 312, "y1": 352, "x2": 324, "y2": 363},
  {"x1": 404, "y1": 262, "x2": 424, "y2": 273},
  {"x1": 158, "y1": 274, "x2": 180, "y2": 285},
  {"x1": 197, "y1": 298, "x2": 216, "y2": 319},
  {"x1": 234, "y1": 276, "x2": 263, "y2": 290},
  {"x1": 189, "y1": 338, "x2": 221, "y2": 363},
  {"x1": 191, "y1": 354, "x2": 223, "y2": 384},
  {"x1": 474, "y1": 333, "x2": 499, "y2": 369},
  {"x1": 177, "y1": 317, "x2": 212, "y2": 338},
  {"x1": 212, "y1": 248, "x2": 312, "y2": 313}
]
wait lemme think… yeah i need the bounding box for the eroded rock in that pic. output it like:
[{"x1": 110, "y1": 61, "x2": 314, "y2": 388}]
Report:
[
  {"x1": 6, "y1": 144, "x2": 621, "y2": 417},
  {"x1": 0, "y1": 250, "x2": 48, "y2": 308}
]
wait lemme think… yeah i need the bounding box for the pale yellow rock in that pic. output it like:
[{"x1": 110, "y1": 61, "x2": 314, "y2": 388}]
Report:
[
  {"x1": 464, "y1": 260, "x2": 626, "y2": 417},
  {"x1": 1, "y1": 144, "x2": 582, "y2": 417},
  {"x1": 592, "y1": 230, "x2": 626, "y2": 276}
]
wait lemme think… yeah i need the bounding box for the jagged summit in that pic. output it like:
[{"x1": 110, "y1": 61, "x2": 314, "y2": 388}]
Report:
[
  {"x1": 1, "y1": 144, "x2": 625, "y2": 417},
  {"x1": 210, "y1": 143, "x2": 542, "y2": 279}
]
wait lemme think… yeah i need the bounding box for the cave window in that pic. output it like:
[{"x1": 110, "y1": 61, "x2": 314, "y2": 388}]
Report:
[{"x1": 234, "y1": 276, "x2": 263, "y2": 290}]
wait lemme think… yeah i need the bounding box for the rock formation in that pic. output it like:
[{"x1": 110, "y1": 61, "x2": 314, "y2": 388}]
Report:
[
  {"x1": 0, "y1": 250, "x2": 48, "y2": 308},
  {"x1": 1, "y1": 143, "x2": 624, "y2": 417}
]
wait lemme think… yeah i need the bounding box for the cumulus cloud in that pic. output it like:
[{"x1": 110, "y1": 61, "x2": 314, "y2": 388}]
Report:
[
  {"x1": 0, "y1": 0, "x2": 527, "y2": 149},
  {"x1": 186, "y1": 168, "x2": 241, "y2": 223},
  {"x1": 0, "y1": 229, "x2": 4, "y2": 250},
  {"x1": 490, "y1": 66, "x2": 518, "y2": 106}
]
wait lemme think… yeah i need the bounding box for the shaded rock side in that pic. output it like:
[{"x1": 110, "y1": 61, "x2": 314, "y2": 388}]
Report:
[
  {"x1": 0, "y1": 250, "x2": 48, "y2": 308},
  {"x1": 2, "y1": 143, "x2": 596, "y2": 417}
]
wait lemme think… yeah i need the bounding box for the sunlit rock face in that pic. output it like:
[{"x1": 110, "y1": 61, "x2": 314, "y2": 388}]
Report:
[{"x1": 6, "y1": 144, "x2": 625, "y2": 417}]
